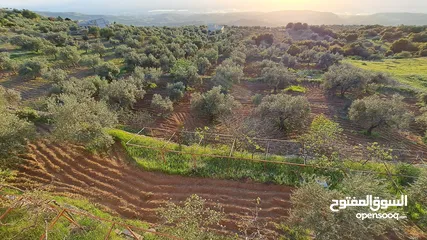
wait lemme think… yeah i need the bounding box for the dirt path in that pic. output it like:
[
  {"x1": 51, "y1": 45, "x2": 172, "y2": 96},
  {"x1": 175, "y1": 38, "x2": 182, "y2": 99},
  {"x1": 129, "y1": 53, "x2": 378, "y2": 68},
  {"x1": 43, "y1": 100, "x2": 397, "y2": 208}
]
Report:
[{"x1": 13, "y1": 140, "x2": 293, "y2": 237}]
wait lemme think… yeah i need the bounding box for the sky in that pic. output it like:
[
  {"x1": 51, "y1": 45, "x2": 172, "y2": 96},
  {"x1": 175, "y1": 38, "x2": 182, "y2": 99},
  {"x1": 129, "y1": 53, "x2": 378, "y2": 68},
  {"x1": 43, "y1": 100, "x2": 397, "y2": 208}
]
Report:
[{"x1": 1, "y1": 0, "x2": 427, "y2": 15}]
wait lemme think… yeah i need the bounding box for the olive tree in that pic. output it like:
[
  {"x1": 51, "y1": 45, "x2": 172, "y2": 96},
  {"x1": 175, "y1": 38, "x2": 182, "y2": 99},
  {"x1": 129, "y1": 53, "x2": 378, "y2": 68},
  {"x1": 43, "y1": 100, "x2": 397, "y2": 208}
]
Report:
[
  {"x1": 58, "y1": 46, "x2": 81, "y2": 67},
  {"x1": 212, "y1": 59, "x2": 244, "y2": 90},
  {"x1": 407, "y1": 171, "x2": 427, "y2": 229},
  {"x1": 197, "y1": 48, "x2": 219, "y2": 64},
  {"x1": 45, "y1": 32, "x2": 68, "y2": 47},
  {"x1": 42, "y1": 68, "x2": 68, "y2": 83},
  {"x1": 0, "y1": 52, "x2": 15, "y2": 71},
  {"x1": 101, "y1": 79, "x2": 145, "y2": 109},
  {"x1": 323, "y1": 63, "x2": 368, "y2": 97},
  {"x1": 316, "y1": 52, "x2": 343, "y2": 70},
  {"x1": 191, "y1": 86, "x2": 240, "y2": 121},
  {"x1": 349, "y1": 95, "x2": 413, "y2": 135},
  {"x1": 91, "y1": 42, "x2": 106, "y2": 57},
  {"x1": 0, "y1": 87, "x2": 35, "y2": 159},
  {"x1": 56, "y1": 76, "x2": 107, "y2": 99},
  {"x1": 88, "y1": 26, "x2": 100, "y2": 38},
  {"x1": 142, "y1": 67, "x2": 162, "y2": 83},
  {"x1": 42, "y1": 45, "x2": 59, "y2": 60},
  {"x1": 286, "y1": 174, "x2": 404, "y2": 240},
  {"x1": 158, "y1": 194, "x2": 224, "y2": 240},
  {"x1": 196, "y1": 56, "x2": 211, "y2": 75},
  {"x1": 151, "y1": 94, "x2": 174, "y2": 117},
  {"x1": 261, "y1": 64, "x2": 296, "y2": 92},
  {"x1": 10, "y1": 35, "x2": 45, "y2": 52},
  {"x1": 80, "y1": 55, "x2": 102, "y2": 72},
  {"x1": 255, "y1": 94, "x2": 311, "y2": 134},
  {"x1": 298, "y1": 49, "x2": 318, "y2": 67},
  {"x1": 299, "y1": 114, "x2": 344, "y2": 160},
  {"x1": 95, "y1": 62, "x2": 120, "y2": 81},
  {"x1": 100, "y1": 28, "x2": 114, "y2": 40},
  {"x1": 115, "y1": 45, "x2": 132, "y2": 57},
  {"x1": 171, "y1": 59, "x2": 200, "y2": 86},
  {"x1": 18, "y1": 60, "x2": 47, "y2": 80},
  {"x1": 167, "y1": 81, "x2": 186, "y2": 102},
  {"x1": 47, "y1": 94, "x2": 117, "y2": 149}
]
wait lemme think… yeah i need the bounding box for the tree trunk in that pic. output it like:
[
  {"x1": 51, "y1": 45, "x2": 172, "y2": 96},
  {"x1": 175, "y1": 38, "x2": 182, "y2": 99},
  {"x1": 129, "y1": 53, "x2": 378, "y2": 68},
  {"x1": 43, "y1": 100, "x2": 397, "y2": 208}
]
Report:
[{"x1": 367, "y1": 125, "x2": 376, "y2": 135}]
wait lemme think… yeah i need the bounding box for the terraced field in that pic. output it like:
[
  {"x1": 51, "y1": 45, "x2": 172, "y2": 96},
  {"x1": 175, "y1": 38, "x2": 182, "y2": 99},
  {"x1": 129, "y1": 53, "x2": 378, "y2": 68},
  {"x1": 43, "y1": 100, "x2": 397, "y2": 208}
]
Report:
[{"x1": 13, "y1": 140, "x2": 293, "y2": 237}]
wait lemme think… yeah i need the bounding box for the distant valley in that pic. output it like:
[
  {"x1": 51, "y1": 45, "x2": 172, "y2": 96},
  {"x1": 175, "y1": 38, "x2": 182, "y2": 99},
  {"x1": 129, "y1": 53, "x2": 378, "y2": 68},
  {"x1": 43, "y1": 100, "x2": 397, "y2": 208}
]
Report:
[{"x1": 36, "y1": 10, "x2": 427, "y2": 26}]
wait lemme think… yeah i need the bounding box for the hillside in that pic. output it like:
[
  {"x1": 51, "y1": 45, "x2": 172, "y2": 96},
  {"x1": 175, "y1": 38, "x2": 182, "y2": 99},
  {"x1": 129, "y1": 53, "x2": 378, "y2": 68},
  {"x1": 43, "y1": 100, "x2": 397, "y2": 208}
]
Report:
[
  {"x1": 1, "y1": 8, "x2": 426, "y2": 239},
  {"x1": 36, "y1": 10, "x2": 427, "y2": 26}
]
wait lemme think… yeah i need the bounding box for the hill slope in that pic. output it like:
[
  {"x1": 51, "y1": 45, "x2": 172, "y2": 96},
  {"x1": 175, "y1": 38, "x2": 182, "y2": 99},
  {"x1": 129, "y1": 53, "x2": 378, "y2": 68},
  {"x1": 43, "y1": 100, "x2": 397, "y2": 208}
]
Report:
[{"x1": 36, "y1": 10, "x2": 427, "y2": 26}]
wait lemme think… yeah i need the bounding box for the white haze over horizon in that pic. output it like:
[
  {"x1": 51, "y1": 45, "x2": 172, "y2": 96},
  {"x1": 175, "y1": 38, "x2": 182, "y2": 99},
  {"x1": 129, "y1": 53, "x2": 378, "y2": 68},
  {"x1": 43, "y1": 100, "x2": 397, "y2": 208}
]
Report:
[{"x1": 1, "y1": 0, "x2": 427, "y2": 15}]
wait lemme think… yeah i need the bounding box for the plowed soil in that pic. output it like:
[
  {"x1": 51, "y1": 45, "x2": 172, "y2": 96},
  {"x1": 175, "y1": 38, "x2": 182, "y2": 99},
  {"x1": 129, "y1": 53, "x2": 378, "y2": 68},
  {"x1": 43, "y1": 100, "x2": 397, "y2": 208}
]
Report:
[{"x1": 13, "y1": 140, "x2": 293, "y2": 237}]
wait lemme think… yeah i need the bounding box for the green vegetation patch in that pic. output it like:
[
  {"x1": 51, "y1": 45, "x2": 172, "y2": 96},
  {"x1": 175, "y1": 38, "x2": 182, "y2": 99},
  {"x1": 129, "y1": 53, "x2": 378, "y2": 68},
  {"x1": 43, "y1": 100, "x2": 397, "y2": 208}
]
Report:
[
  {"x1": 108, "y1": 129, "x2": 417, "y2": 188},
  {"x1": 346, "y1": 58, "x2": 427, "y2": 90},
  {"x1": 0, "y1": 191, "x2": 153, "y2": 240},
  {"x1": 284, "y1": 85, "x2": 307, "y2": 93}
]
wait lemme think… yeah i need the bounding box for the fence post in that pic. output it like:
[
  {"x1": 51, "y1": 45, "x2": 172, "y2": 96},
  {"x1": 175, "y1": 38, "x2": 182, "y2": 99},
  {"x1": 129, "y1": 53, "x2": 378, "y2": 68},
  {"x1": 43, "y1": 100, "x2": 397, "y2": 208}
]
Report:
[
  {"x1": 104, "y1": 223, "x2": 115, "y2": 240},
  {"x1": 160, "y1": 149, "x2": 166, "y2": 164},
  {"x1": 192, "y1": 154, "x2": 197, "y2": 169},
  {"x1": 39, "y1": 209, "x2": 66, "y2": 240},
  {"x1": 229, "y1": 138, "x2": 236, "y2": 157}
]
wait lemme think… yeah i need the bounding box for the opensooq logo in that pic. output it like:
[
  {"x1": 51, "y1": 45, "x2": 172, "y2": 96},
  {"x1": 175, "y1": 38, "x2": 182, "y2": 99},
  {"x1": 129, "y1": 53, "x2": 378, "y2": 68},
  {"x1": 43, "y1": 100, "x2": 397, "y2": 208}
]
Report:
[{"x1": 330, "y1": 195, "x2": 408, "y2": 220}]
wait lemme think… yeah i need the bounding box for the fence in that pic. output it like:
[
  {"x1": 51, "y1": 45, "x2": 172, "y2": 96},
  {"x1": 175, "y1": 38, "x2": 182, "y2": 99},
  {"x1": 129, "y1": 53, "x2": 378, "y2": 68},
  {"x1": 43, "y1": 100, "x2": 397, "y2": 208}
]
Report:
[
  {"x1": 124, "y1": 131, "x2": 424, "y2": 181},
  {"x1": 136, "y1": 127, "x2": 304, "y2": 157},
  {"x1": 131, "y1": 127, "x2": 427, "y2": 164},
  {"x1": 0, "y1": 188, "x2": 182, "y2": 240}
]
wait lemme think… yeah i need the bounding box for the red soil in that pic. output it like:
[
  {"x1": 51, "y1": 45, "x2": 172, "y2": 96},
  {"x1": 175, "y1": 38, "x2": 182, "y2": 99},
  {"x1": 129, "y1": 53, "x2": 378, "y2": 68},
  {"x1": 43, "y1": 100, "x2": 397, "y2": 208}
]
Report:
[{"x1": 13, "y1": 140, "x2": 293, "y2": 237}]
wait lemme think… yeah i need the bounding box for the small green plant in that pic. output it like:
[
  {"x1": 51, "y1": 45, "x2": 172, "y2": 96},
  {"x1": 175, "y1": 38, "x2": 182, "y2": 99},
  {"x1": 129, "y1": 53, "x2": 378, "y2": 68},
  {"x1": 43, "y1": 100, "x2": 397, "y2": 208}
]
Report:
[
  {"x1": 251, "y1": 93, "x2": 263, "y2": 105},
  {"x1": 283, "y1": 85, "x2": 307, "y2": 93}
]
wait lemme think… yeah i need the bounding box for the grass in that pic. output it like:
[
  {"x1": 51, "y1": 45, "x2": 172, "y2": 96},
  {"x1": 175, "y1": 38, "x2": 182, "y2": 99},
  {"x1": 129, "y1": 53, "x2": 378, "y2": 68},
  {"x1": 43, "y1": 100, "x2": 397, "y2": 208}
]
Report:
[
  {"x1": 284, "y1": 85, "x2": 307, "y2": 93},
  {"x1": 108, "y1": 129, "x2": 423, "y2": 188},
  {"x1": 346, "y1": 58, "x2": 427, "y2": 91},
  {"x1": 0, "y1": 190, "x2": 154, "y2": 240},
  {"x1": 108, "y1": 128, "x2": 343, "y2": 186}
]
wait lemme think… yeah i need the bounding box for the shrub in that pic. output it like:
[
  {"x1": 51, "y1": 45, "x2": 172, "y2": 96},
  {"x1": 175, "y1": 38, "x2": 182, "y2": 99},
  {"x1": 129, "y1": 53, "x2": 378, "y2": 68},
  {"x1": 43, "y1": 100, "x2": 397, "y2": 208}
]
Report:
[
  {"x1": 323, "y1": 63, "x2": 368, "y2": 97},
  {"x1": 212, "y1": 59, "x2": 244, "y2": 90},
  {"x1": 286, "y1": 174, "x2": 404, "y2": 240},
  {"x1": 166, "y1": 82, "x2": 186, "y2": 102},
  {"x1": 171, "y1": 59, "x2": 200, "y2": 86},
  {"x1": 42, "y1": 68, "x2": 68, "y2": 83},
  {"x1": 390, "y1": 38, "x2": 417, "y2": 53},
  {"x1": 0, "y1": 87, "x2": 35, "y2": 159},
  {"x1": 58, "y1": 46, "x2": 81, "y2": 67},
  {"x1": 191, "y1": 86, "x2": 240, "y2": 121},
  {"x1": 101, "y1": 79, "x2": 145, "y2": 109},
  {"x1": 47, "y1": 94, "x2": 117, "y2": 150},
  {"x1": 158, "y1": 194, "x2": 224, "y2": 239},
  {"x1": 80, "y1": 55, "x2": 102, "y2": 72},
  {"x1": 299, "y1": 115, "x2": 343, "y2": 159},
  {"x1": 90, "y1": 42, "x2": 106, "y2": 57},
  {"x1": 251, "y1": 93, "x2": 263, "y2": 105},
  {"x1": 261, "y1": 64, "x2": 296, "y2": 92},
  {"x1": 196, "y1": 56, "x2": 211, "y2": 75},
  {"x1": 151, "y1": 94, "x2": 174, "y2": 116},
  {"x1": 349, "y1": 95, "x2": 413, "y2": 135},
  {"x1": 18, "y1": 60, "x2": 47, "y2": 80},
  {"x1": 95, "y1": 62, "x2": 120, "y2": 80},
  {"x1": 255, "y1": 94, "x2": 311, "y2": 134},
  {"x1": 284, "y1": 85, "x2": 307, "y2": 93}
]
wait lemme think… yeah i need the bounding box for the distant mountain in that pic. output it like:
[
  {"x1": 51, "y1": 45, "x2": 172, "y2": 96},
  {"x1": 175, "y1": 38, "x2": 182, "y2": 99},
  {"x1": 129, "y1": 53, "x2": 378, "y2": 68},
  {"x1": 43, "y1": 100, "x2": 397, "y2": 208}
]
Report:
[{"x1": 36, "y1": 10, "x2": 427, "y2": 26}]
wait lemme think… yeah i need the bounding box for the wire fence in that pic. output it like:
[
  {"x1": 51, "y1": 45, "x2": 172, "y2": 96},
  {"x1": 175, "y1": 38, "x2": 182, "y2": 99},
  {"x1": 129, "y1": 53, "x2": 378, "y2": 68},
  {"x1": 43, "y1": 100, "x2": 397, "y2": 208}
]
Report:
[
  {"x1": 132, "y1": 127, "x2": 427, "y2": 164},
  {"x1": 124, "y1": 130, "x2": 426, "y2": 180}
]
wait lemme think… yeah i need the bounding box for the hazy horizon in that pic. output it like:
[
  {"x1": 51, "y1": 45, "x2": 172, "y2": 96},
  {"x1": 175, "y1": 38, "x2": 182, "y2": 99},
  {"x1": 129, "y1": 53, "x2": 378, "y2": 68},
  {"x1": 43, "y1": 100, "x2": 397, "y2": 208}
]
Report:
[{"x1": 1, "y1": 0, "x2": 427, "y2": 15}]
